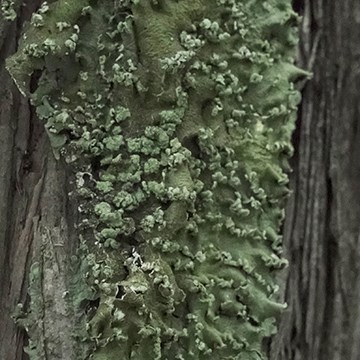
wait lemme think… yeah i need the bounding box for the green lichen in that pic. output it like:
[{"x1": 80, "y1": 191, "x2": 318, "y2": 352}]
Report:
[
  {"x1": 12, "y1": 262, "x2": 46, "y2": 358},
  {"x1": 1, "y1": 0, "x2": 18, "y2": 21},
  {"x1": 7, "y1": 0, "x2": 307, "y2": 359}
]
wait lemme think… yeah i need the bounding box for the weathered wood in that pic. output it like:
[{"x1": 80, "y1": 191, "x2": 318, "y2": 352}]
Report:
[
  {"x1": 270, "y1": 1, "x2": 360, "y2": 359},
  {"x1": 0, "y1": 2, "x2": 79, "y2": 359},
  {"x1": 0, "y1": 4, "x2": 37, "y2": 357}
]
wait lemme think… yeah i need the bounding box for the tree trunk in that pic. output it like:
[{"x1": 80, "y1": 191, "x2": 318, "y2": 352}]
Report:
[
  {"x1": 0, "y1": 2, "x2": 79, "y2": 359},
  {"x1": 270, "y1": 1, "x2": 360, "y2": 359},
  {"x1": 2, "y1": 1, "x2": 359, "y2": 360}
]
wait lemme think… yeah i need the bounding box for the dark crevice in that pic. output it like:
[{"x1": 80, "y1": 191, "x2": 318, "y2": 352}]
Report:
[
  {"x1": 90, "y1": 156, "x2": 102, "y2": 181},
  {"x1": 182, "y1": 135, "x2": 201, "y2": 158},
  {"x1": 319, "y1": 175, "x2": 337, "y2": 360},
  {"x1": 85, "y1": 297, "x2": 100, "y2": 315},
  {"x1": 29, "y1": 70, "x2": 42, "y2": 94},
  {"x1": 150, "y1": 2, "x2": 165, "y2": 13},
  {"x1": 115, "y1": 285, "x2": 125, "y2": 299},
  {"x1": 247, "y1": 316, "x2": 260, "y2": 327},
  {"x1": 292, "y1": 0, "x2": 305, "y2": 15}
]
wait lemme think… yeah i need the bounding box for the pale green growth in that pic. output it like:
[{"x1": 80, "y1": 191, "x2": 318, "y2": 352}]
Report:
[
  {"x1": 64, "y1": 33, "x2": 78, "y2": 52},
  {"x1": 1, "y1": 0, "x2": 16, "y2": 21},
  {"x1": 31, "y1": 13, "x2": 44, "y2": 27},
  {"x1": 6, "y1": 0, "x2": 307, "y2": 359},
  {"x1": 180, "y1": 30, "x2": 205, "y2": 51},
  {"x1": 56, "y1": 21, "x2": 71, "y2": 31},
  {"x1": 38, "y1": 1, "x2": 49, "y2": 14},
  {"x1": 160, "y1": 50, "x2": 196, "y2": 73},
  {"x1": 144, "y1": 158, "x2": 160, "y2": 174},
  {"x1": 96, "y1": 181, "x2": 113, "y2": 193}
]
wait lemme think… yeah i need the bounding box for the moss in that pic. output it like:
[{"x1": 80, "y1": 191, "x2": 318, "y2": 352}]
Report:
[{"x1": 7, "y1": 0, "x2": 306, "y2": 359}]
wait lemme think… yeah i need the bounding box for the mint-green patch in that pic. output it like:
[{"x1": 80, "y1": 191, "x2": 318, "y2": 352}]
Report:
[{"x1": 7, "y1": 0, "x2": 306, "y2": 359}]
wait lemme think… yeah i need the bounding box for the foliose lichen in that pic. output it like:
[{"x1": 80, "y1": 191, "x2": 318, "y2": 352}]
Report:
[
  {"x1": 1, "y1": 0, "x2": 18, "y2": 21},
  {"x1": 7, "y1": 0, "x2": 308, "y2": 359}
]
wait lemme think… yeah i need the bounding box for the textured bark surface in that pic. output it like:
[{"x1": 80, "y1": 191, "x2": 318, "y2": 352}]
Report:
[
  {"x1": 270, "y1": 1, "x2": 360, "y2": 359},
  {"x1": 0, "y1": 2, "x2": 79, "y2": 359}
]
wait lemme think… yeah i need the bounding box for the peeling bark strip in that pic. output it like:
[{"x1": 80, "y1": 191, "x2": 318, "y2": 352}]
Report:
[
  {"x1": 269, "y1": 1, "x2": 360, "y2": 360},
  {"x1": 5, "y1": 0, "x2": 303, "y2": 359}
]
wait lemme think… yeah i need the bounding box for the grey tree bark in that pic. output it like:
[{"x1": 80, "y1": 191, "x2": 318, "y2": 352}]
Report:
[
  {"x1": 0, "y1": 2, "x2": 79, "y2": 359},
  {"x1": 270, "y1": 1, "x2": 360, "y2": 359},
  {"x1": 1, "y1": 1, "x2": 360, "y2": 360}
]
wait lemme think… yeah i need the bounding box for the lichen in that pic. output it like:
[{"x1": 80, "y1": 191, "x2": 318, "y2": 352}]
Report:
[
  {"x1": 7, "y1": 0, "x2": 307, "y2": 359},
  {"x1": 1, "y1": 0, "x2": 18, "y2": 21}
]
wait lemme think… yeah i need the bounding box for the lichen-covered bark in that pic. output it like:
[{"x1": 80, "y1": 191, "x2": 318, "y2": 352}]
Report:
[{"x1": 5, "y1": 0, "x2": 303, "y2": 359}]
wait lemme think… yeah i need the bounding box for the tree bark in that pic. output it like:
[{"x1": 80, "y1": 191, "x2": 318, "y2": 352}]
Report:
[
  {"x1": 2, "y1": 1, "x2": 360, "y2": 360},
  {"x1": 270, "y1": 1, "x2": 360, "y2": 359},
  {"x1": 0, "y1": 2, "x2": 79, "y2": 359}
]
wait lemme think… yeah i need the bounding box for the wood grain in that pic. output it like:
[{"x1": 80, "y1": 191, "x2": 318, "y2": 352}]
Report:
[{"x1": 270, "y1": 1, "x2": 360, "y2": 359}]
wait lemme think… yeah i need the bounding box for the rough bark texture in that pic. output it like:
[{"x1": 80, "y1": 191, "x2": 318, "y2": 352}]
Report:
[
  {"x1": 0, "y1": 2, "x2": 79, "y2": 359},
  {"x1": 269, "y1": 1, "x2": 360, "y2": 359}
]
